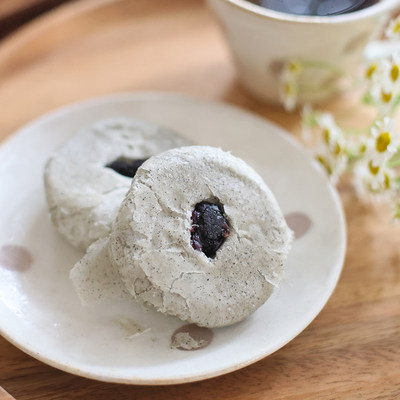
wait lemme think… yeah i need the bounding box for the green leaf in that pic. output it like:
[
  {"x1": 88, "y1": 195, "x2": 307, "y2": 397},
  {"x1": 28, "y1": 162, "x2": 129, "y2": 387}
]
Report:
[
  {"x1": 386, "y1": 152, "x2": 400, "y2": 168},
  {"x1": 394, "y1": 203, "x2": 400, "y2": 220},
  {"x1": 391, "y1": 94, "x2": 400, "y2": 111},
  {"x1": 362, "y1": 92, "x2": 374, "y2": 105}
]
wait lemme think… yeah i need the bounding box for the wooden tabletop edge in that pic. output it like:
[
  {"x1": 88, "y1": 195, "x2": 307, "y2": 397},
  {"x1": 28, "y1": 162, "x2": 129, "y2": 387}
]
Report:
[
  {"x1": 0, "y1": 0, "x2": 114, "y2": 58},
  {"x1": 0, "y1": 387, "x2": 16, "y2": 400}
]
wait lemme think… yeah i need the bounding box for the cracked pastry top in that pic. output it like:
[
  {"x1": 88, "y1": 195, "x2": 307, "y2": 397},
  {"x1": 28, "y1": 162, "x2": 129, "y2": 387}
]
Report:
[
  {"x1": 43, "y1": 117, "x2": 192, "y2": 250},
  {"x1": 109, "y1": 146, "x2": 293, "y2": 328}
]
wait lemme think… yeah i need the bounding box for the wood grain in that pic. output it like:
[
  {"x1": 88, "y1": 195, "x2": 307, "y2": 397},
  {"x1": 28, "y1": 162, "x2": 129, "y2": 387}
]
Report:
[
  {"x1": 0, "y1": 0, "x2": 400, "y2": 399},
  {"x1": 0, "y1": 0, "x2": 73, "y2": 39},
  {"x1": 0, "y1": 388, "x2": 15, "y2": 400},
  {"x1": 0, "y1": 0, "x2": 53, "y2": 17}
]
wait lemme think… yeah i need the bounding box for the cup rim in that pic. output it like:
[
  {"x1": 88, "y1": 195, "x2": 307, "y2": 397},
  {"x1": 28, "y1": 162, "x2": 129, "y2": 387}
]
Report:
[{"x1": 218, "y1": 0, "x2": 399, "y2": 24}]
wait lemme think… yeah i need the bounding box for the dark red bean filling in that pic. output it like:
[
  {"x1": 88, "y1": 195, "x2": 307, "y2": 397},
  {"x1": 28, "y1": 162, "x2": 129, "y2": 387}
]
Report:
[
  {"x1": 106, "y1": 157, "x2": 147, "y2": 178},
  {"x1": 191, "y1": 201, "x2": 230, "y2": 258}
]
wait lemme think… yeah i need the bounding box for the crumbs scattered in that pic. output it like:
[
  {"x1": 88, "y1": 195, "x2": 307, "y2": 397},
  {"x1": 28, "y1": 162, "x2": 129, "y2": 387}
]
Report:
[
  {"x1": 171, "y1": 324, "x2": 213, "y2": 351},
  {"x1": 115, "y1": 317, "x2": 151, "y2": 340}
]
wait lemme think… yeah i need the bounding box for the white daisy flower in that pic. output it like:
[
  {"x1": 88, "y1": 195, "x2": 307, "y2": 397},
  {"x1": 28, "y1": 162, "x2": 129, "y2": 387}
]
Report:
[
  {"x1": 280, "y1": 60, "x2": 302, "y2": 111},
  {"x1": 367, "y1": 117, "x2": 398, "y2": 166},
  {"x1": 364, "y1": 53, "x2": 400, "y2": 113},
  {"x1": 389, "y1": 51, "x2": 400, "y2": 87},
  {"x1": 315, "y1": 149, "x2": 347, "y2": 184},
  {"x1": 282, "y1": 60, "x2": 303, "y2": 79},
  {"x1": 385, "y1": 15, "x2": 400, "y2": 41},
  {"x1": 365, "y1": 60, "x2": 379, "y2": 81},
  {"x1": 353, "y1": 158, "x2": 396, "y2": 200},
  {"x1": 280, "y1": 77, "x2": 298, "y2": 112},
  {"x1": 313, "y1": 113, "x2": 347, "y2": 183},
  {"x1": 315, "y1": 113, "x2": 343, "y2": 147},
  {"x1": 368, "y1": 72, "x2": 397, "y2": 113}
]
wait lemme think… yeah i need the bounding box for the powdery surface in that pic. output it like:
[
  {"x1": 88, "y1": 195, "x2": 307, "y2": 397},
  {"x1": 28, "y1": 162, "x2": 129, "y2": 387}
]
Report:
[
  {"x1": 70, "y1": 237, "x2": 131, "y2": 305},
  {"x1": 44, "y1": 118, "x2": 192, "y2": 250},
  {"x1": 109, "y1": 146, "x2": 293, "y2": 328}
]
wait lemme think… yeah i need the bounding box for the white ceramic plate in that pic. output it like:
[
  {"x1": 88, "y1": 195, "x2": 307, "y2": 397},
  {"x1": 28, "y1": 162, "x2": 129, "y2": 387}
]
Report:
[{"x1": 0, "y1": 93, "x2": 346, "y2": 385}]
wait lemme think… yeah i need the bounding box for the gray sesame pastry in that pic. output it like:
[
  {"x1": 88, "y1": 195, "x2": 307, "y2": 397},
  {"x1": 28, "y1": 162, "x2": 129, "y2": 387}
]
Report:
[
  {"x1": 108, "y1": 146, "x2": 293, "y2": 327},
  {"x1": 44, "y1": 118, "x2": 192, "y2": 250},
  {"x1": 70, "y1": 237, "x2": 132, "y2": 304}
]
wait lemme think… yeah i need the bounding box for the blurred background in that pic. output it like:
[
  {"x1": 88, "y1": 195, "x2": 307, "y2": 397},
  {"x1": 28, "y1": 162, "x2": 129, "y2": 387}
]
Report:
[{"x1": 0, "y1": 0, "x2": 72, "y2": 39}]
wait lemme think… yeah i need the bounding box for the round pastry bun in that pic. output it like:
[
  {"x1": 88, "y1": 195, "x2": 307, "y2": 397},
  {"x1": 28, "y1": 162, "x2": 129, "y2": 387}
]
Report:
[
  {"x1": 109, "y1": 146, "x2": 293, "y2": 327},
  {"x1": 44, "y1": 118, "x2": 192, "y2": 250}
]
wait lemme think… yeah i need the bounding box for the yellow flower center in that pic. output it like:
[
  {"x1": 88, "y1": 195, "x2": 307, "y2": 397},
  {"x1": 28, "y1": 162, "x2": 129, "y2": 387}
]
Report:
[
  {"x1": 288, "y1": 61, "x2": 302, "y2": 75},
  {"x1": 381, "y1": 91, "x2": 392, "y2": 103},
  {"x1": 316, "y1": 155, "x2": 332, "y2": 175},
  {"x1": 333, "y1": 142, "x2": 341, "y2": 157},
  {"x1": 376, "y1": 132, "x2": 391, "y2": 153},
  {"x1": 323, "y1": 128, "x2": 330, "y2": 144},
  {"x1": 359, "y1": 143, "x2": 367, "y2": 154},
  {"x1": 366, "y1": 63, "x2": 377, "y2": 79},
  {"x1": 284, "y1": 82, "x2": 294, "y2": 96},
  {"x1": 391, "y1": 64, "x2": 400, "y2": 82},
  {"x1": 384, "y1": 173, "x2": 391, "y2": 189},
  {"x1": 368, "y1": 161, "x2": 380, "y2": 175},
  {"x1": 393, "y1": 21, "x2": 400, "y2": 34}
]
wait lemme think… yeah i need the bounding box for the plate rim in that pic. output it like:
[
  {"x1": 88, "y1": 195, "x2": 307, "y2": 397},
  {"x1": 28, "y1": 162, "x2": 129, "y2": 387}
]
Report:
[{"x1": 0, "y1": 91, "x2": 347, "y2": 385}]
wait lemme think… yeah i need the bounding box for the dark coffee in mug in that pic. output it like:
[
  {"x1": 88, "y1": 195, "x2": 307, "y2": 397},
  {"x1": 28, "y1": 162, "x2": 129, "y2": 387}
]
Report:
[{"x1": 247, "y1": 0, "x2": 379, "y2": 16}]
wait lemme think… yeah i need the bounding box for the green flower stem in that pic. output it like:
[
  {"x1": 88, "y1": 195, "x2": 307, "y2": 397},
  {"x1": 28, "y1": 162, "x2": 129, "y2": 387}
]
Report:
[
  {"x1": 346, "y1": 153, "x2": 363, "y2": 164},
  {"x1": 390, "y1": 94, "x2": 400, "y2": 112},
  {"x1": 387, "y1": 152, "x2": 400, "y2": 168},
  {"x1": 298, "y1": 83, "x2": 344, "y2": 94},
  {"x1": 302, "y1": 111, "x2": 373, "y2": 136},
  {"x1": 299, "y1": 60, "x2": 346, "y2": 75}
]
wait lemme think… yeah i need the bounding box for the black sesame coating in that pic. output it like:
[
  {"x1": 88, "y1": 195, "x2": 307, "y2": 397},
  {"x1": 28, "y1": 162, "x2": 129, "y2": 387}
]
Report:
[
  {"x1": 191, "y1": 201, "x2": 230, "y2": 259},
  {"x1": 106, "y1": 157, "x2": 148, "y2": 178}
]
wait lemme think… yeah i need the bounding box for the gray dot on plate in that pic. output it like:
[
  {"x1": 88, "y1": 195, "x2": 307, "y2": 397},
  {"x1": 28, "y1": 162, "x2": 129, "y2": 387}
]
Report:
[
  {"x1": 0, "y1": 245, "x2": 33, "y2": 272},
  {"x1": 285, "y1": 212, "x2": 312, "y2": 239},
  {"x1": 171, "y1": 323, "x2": 213, "y2": 351}
]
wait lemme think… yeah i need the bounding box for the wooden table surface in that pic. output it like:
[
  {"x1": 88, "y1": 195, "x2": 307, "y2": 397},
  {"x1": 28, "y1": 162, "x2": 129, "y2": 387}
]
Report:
[
  {"x1": 0, "y1": 0, "x2": 73, "y2": 39},
  {"x1": 1, "y1": 0, "x2": 400, "y2": 399}
]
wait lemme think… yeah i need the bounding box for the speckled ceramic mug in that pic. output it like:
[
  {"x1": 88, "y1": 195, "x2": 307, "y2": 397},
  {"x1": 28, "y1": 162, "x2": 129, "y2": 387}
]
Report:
[{"x1": 207, "y1": 0, "x2": 400, "y2": 105}]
